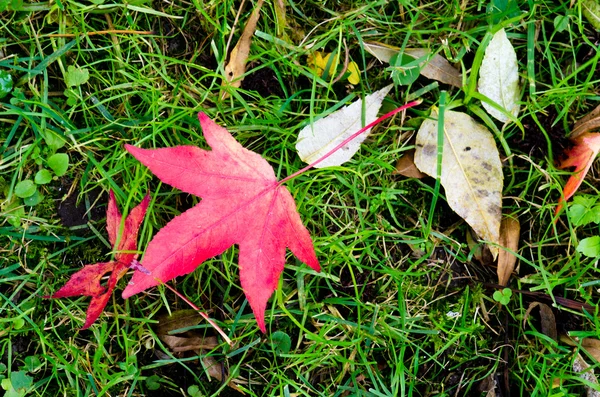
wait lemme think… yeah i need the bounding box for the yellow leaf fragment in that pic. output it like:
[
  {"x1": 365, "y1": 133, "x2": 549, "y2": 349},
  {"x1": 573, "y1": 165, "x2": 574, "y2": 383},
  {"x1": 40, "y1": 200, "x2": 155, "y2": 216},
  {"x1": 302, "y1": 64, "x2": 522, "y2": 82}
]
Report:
[
  {"x1": 413, "y1": 110, "x2": 503, "y2": 258},
  {"x1": 308, "y1": 51, "x2": 360, "y2": 83},
  {"x1": 347, "y1": 61, "x2": 360, "y2": 84},
  {"x1": 497, "y1": 217, "x2": 520, "y2": 286},
  {"x1": 221, "y1": 0, "x2": 264, "y2": 99}
]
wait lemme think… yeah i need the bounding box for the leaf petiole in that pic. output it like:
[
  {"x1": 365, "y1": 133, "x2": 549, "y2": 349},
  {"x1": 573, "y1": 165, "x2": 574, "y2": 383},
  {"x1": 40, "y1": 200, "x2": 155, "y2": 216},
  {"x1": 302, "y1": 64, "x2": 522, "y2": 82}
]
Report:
[{"x1": 279, "y1": 100, "x2": 421, "y2": 185}]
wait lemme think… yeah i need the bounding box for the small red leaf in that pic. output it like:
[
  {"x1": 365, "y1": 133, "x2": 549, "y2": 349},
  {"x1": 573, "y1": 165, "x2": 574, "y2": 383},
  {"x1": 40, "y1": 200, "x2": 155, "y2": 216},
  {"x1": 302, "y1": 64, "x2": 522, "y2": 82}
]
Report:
[
  {"x1": 123, "y1": 113, "x2": 320, "y2": 332},
  {"x1": 47, "y1": 191, "x2": 149, "y2": 329},
  {"x1": 556, "y1": 132, "x2": 600, "y2": 215}
]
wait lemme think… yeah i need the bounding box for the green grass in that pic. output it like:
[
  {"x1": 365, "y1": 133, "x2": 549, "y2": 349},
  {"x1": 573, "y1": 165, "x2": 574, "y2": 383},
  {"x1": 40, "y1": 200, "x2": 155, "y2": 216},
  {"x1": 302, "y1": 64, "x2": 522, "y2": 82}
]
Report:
[{"x1": 2, "y1": 0, "x2": 600, "y2": 396}]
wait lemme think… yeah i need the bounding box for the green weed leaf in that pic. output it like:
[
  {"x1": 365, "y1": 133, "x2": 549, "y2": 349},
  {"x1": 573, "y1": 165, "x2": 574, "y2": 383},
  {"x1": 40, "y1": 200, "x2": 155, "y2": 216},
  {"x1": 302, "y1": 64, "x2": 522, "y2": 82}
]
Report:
[
  {"x1": 0, "y1": 70, "x2": 13, "y2": 99},
  {"x1": 493, "y1": 288, "x2": 512, "y2": 305},
  {"x1": 568, "y1": 196, "x2": 600, "y2": 226},
  {"x1": 10, "y1": 371, "x2": 32, "y2": 391},
  {"x1": 187, "y1": 385, "x2": 202, "y2": 397},
  {"x1": 23, "y1": 356, "x2": 41, "y2": 373},
  {"x1": 23, "y1": 190, "x2": 44, "y2": 206},
  {"x1": 65, "y1": 65, "x2": 90, "y2": 87},
  {"x1": 34, "y1": 169, "x2": 53, "y2": 185},
  {"x1": 270, "y1": 331, "x2": 291, "y2": 354},
  {"x1": 145, "y1": 375, "x2": 161, "y2": 390},
  {"x1": 577, "y1": 236, "x2": 600, "y2": 258},
  {"x1": 389, "y1": 53, "x2": 420, "y2": 86},
  {"x1": 14, "y1": 180, "x2": 36, "y2": 198},
  {"x1": 47, "y1": 153, "x2": 69, "y2": 176}
]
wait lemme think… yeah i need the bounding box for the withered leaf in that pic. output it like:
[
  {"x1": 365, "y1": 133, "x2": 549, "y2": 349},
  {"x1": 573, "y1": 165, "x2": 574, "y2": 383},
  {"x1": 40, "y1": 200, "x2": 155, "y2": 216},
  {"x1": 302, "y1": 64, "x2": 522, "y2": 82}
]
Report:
[
  {"x1": 221, "y1": 0, "x2": 264, "y2": 99},
  {"x1": 497, "y1": 217, "x2": 520, "y2": 286},
  {"x1": 363, "y1": 41, "x2": 462, "y2": 88},
  {"x1": 571, "y1": 104, "x2": 600, "y2": 139},
  {"x1": 523, "y1": 302, "x2": 557, "y2": 341},
  {"x1": 393, "y1": 149, "x2": 426, "y2": 179},
  {"x1": 414, "y1": 110, "x2": 503, "y2": 258}
]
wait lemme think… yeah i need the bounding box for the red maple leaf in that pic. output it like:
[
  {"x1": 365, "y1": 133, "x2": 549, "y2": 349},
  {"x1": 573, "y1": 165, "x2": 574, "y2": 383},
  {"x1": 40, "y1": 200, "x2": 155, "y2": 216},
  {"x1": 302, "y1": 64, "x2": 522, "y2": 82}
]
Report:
[
  {"x1": 47, "y1": 191, "x2": 150, "y2": 329},
  {"x1": 122, "y1": 113, "x2": 320, "y2": 332},
  {"x1": 556, "y1": 132, "x2": 600, "y2": 215}
]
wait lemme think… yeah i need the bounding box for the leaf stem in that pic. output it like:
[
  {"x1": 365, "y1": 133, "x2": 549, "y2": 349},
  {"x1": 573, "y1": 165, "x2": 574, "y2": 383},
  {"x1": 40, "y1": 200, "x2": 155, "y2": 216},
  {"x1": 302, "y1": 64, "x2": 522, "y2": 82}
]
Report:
[
  {"x1": 128, "y1": 260, "x2": 232, "y2": 345},
  {"x1": 161, "y1": 282, "x2": 233, "y2": 346},
  {"x1": 279, "y1": 100, "x2": 421, "y2": 185}
]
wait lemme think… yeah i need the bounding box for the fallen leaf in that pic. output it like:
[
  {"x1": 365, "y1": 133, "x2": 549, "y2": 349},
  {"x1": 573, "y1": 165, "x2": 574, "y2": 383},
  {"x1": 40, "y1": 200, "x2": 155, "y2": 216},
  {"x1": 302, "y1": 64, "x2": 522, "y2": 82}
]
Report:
[
  {"x1": 221, "y1": 0, "x2": 264, "y2": 99},
  {"x1": 308, "y1": 51, "x2": 361, "y2": 84},
  {"x1": 405, "y1": 48, "x2": 462, "y2": 88},
  {"x1": 295, "y1": 85, "x2": 393, "y2": 168},
  {"x1": 363, "y1": 41, "x2": 462, "y2": 88},
  {"x1": 523, "y1": 302, "x2": 557, "y2": 341},
  {"x1": 346, "y1": 61, "x2": 360, "y2": 84},
  {"x1": 555, "y1": 132, "x2": 600, "y2": 215},
  {"x1": 467, "y1": 228, "x2": 494, "y2": 264},
  {"x1": 478, "y1": 28, "x2": 520, "y2": 123},
  {"x1": 562, "y1": 336, "x2": 600, "y2": 363},
  {"x1": 571, "y1": 104, "x2": 600, "y2": 139},
  {"x1": 574, "y1": 354, "x2": 600, "y2": 397},
  {"x1": 497, "y1": 217, "x2": 520, "y2": 286},
  {"x1": 155, "y1": 309, "x2": 203, "y2": 336},
  {"x1": 47, "y1": 191, "x2": 149, "y2": 329},
  {"x1": 393, "y1": 149, "x2": 425, "y2": 178},
  {"x1": 414, "y1": 110, "x2": 503, "y2": 257},
  {"x1": 123, "y1": 113, "x2": 320, "y2": 333}
]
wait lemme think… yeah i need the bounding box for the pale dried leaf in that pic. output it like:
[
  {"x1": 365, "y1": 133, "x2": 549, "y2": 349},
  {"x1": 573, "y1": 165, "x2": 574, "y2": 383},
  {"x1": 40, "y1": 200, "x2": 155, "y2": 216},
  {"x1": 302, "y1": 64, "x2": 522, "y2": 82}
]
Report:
[
  {"x1": 478, "y1": 28, "x2": 520, "y2": 122},
  {"x1": 156, "y1": 309, "x2": 203, "y2": 336},
  {"x1": 363, "y1": 41, "x2": 397, "y2": 63},
  {"x1": 574, "y1": 354, "x2": 600, "y2": 397},
  {"x1": 363, "y1": 42, "x2": 462, "y2": 87},
  {"x1": 160, "y1": 335, "x2": 219, "y2": 352},
  {"x1": 404, "y1": 48, "x2": 462, "y2": 88},
  {"x1": 296, "y1": 85, "x2": 392, "y2": 168},
  {"x1": 393, "y1": 149, "x2": 425, "y2": 178},
  {"x1": 523, "y1": 302, "x2": 557, "y2": 341},
  {"x1": 202, "y1": 355, "x2": 224, "y2": 381},
  {"x1": 571, "y1": 104, "x2": 600, "y2": 138},
  {"x1": 561, "y1": 336, "x2": 600, "y2": 363},
  {"x1": 497, "y1": 217, "x2": 520, "y2": 286},
  {"x1": 221, "y1": 0, "x2": 264, "y2": 98},
  {"x1": 414, "y1": 110, "x2": 503, "y2": 257}
]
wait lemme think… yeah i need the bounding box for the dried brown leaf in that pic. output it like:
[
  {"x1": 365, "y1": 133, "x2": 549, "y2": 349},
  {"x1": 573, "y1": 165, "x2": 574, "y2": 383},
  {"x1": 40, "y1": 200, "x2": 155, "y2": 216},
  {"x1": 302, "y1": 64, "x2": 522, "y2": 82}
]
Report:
[
  {"x1": 393, "y1": 149, "x2": 425, "y2": 178},
  {"x1": 362, "y1": 42, "x2": 462, "y2": 87},
  {"x1": 156, "y1": 309, "x2": 203, "y2": 336},
  {"x1": 467, "y1": 228, "x2": 493, "y2": 264},
  {"x1": 523, "y1": 302, "x2": 557, "y2": 341},
  {"x1": 404, "y1": 48, "x2": 463, "y2": 88},
  {"x1": 561, "y1": 336, "x2": 600, "y2": 363},
  {"x1": 221, "y1": 0, "x2": 264, "y2": 99},
  {"x1": 202, "y1": 355, "x2": 224, "y2": 381},
  {"x1": 160, "y1": 335, "x2": 219, "y2": 353},
  {"x1": 571, "y1": 104, "x2": 600, "y2": 139},
  {"x1": 497, "y1": 217, "x2": 520, "y2": 286}
]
